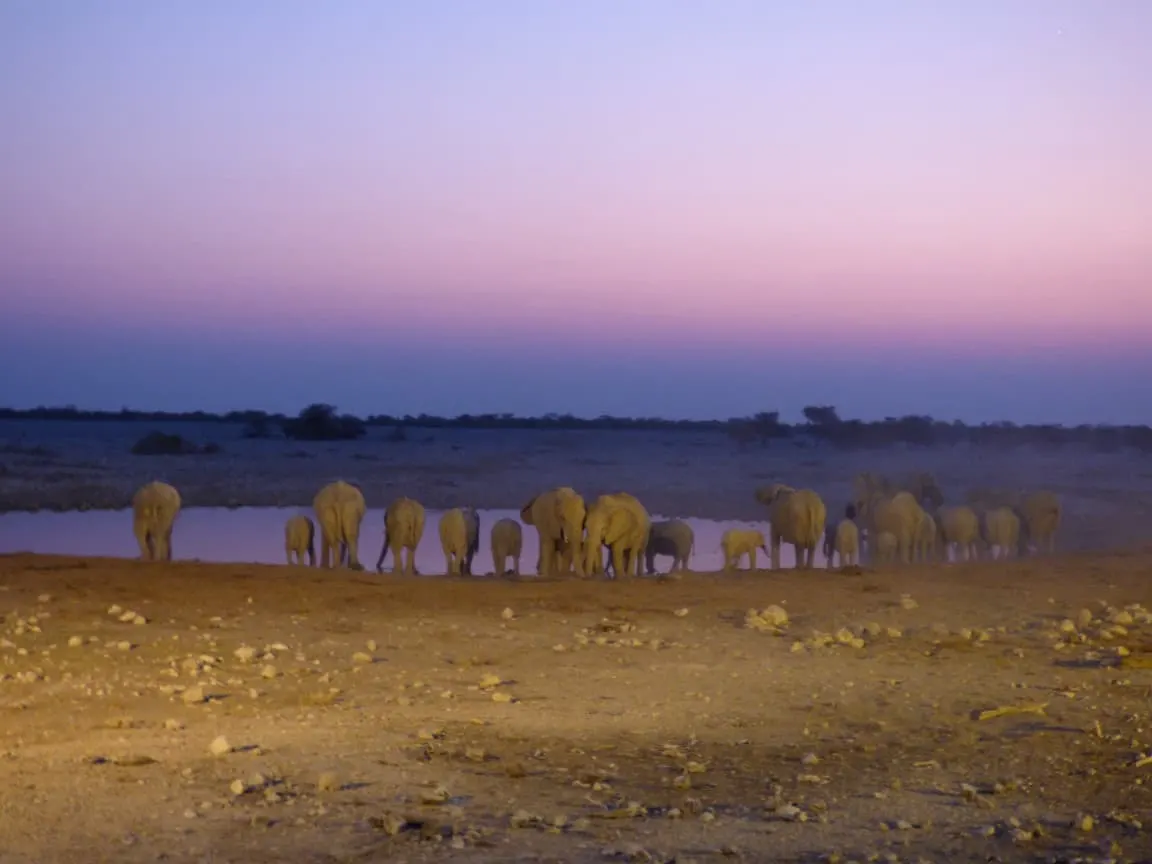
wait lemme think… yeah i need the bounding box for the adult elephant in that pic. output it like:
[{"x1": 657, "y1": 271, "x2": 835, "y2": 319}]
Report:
[
  {"x1": 520, "y1": 487, "x2": 586, "y2": 577},
  {"x1": 312, "y1": 480, "x2": 366, "y2": 570},
  {"x1": 583, "y1": 493, "x2": 650, "y2": 579},
  {"x1": 132, "y1": 480, "x2": 182, "y2": 562},
  {"x1": 860, "y1": 490, "x2": 924, "y2": 565},
  {"x1": 754, "y1": 484, "x2": 826, "y2": 569},
  {"x1": 438, "y1": 506, "x2": 480, "y2": 576},
  {"x1": 377, "y1": 497, "x2": 426, "y2": 576}
]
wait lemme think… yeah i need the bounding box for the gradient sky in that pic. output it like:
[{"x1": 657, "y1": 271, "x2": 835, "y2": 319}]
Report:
[{"x1": 1, "y1": 1, "x2": 1150, "y2": 425}]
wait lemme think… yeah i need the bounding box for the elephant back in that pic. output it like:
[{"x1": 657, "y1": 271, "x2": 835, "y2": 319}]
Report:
[{"x1": 768, "y1": 488, "x2": 825, "y2": 546}]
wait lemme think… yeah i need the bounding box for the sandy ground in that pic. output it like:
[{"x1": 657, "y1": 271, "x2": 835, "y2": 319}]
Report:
[
  {"x1": 2, "y1": 421, "x2": 1152, "y2": 552},
  {"x1": 0, "y1": 552, "x2": 1151, "y2": 863}
]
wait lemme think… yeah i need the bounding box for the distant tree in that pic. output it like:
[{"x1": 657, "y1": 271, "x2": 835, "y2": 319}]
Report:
[{"x1": 282, "y1": 404, "x2": 366, "y2": 441}]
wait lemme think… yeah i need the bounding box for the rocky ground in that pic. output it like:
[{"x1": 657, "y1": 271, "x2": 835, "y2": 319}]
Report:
[{"x1": 0, "y1": 551, "x2": 1150, "y2": 863}]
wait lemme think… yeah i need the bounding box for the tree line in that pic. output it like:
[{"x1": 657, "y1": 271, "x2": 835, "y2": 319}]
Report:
[{"x1": 1, "y1": 403, "x2": 1150, "y2": 452}]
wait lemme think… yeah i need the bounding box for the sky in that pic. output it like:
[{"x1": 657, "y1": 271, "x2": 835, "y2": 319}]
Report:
[{"x1": 1, "y1": 1, "x2": 1150, "y2": 426}]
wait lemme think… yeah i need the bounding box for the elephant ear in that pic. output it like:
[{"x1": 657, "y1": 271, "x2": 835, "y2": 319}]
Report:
[{"x1": 520, "y1": 497, "x2": 538, "y2": 524}]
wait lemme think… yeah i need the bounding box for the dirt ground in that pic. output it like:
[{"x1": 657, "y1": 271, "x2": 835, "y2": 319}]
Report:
[
  {"x1": 2, "y1": 421, "x2": 1152, "y2": 552},
  {"x1": 1, "y1": 551, "x2": 1151, "y2": 863}
]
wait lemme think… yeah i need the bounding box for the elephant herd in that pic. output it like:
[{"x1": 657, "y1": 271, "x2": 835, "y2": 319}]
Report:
[
  {"x1": 128, "y1": 472, "x2": 1062, "y2": 576},
  {"x1": 819, "y1": 472, "x2": 1063, "y2": 569}
]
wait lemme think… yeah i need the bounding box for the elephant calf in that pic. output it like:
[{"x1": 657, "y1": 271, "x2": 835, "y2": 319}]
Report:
[
  {"x1": 645, "y1": 519, "x2": 694, "y2": 574},
  {"x1": 439, "y1": 507, "x2": 480, "y2": 576},
  {"x1": 826, "y1": 519, "x2": 859, "y2": 568},
  {"x1": 490, "y1": 518, "x2": 523, "y2": 576},
  {"x1": 721, "y1": 529, "x2": 769, "y2": 572},
  {"x1": 284, "y1": 515, "x2": 315, "y2": 566}
]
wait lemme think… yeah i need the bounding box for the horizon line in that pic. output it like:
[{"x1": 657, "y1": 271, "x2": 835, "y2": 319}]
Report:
[{"x1": 1, "y1": 404, "x2": 1149, "y2": 431}]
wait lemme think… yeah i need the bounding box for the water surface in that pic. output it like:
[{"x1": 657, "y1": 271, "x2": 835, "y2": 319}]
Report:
[{"x1": 0, "y1": 508, "x2": 826, "y2": 572}]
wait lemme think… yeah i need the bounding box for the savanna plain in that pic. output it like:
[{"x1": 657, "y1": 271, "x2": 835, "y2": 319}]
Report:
[{"x1": 1, "y1": 421, "x2": 1152, "y2": 864}]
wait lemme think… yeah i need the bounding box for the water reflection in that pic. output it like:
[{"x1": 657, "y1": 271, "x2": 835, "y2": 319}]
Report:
[{"x1": 0, "y1": 508, "x2": 826, "y2": 572}]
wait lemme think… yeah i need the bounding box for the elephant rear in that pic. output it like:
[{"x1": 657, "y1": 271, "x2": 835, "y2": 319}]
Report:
[
  {"x1": 792, "y1": 490, "x2": 826, "y2": 550},
  {"x1": 1021, "y1": 491, "x2": 1061, "y2": 553},
  {"x1": 131, "y1": 481, "x2": 182, "y2": 562}
]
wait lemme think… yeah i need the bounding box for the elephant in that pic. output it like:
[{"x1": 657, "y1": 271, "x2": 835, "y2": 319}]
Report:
[
  {"x1": 935, "y1": 505, "x2": 980, "y2": 562},
  {"x1": 312, "y1": 480, "x2": 367, "y2": 570},
  {"x1": 822, "y1": 503, "x2": 857, "y2": 563},
  {"x1": 520, "y1": 487, "x2": 587, "y2": 577},
  {"x1": 873, "y1": 530, "x2": 898, "y2": 565},
  {"x1": 131, "y1": 480, "x2": 181, "y2": 562},
  {"x1": 721, "y1": 528, "x2": 769, "y2": 571},
  {"x1": 490, "y1": 518, "x2": 523, "y2": 576},
  {"x1": 858, "y1": 490, "x2": 923, "y2": 565},
  {"x1": 1019, "y1": 491, "x2": 1061, "y2": 555},
  {"x1": 826, "y1": 519, "x2": 860, "y2": 568},
  {"x1": 982, "y1": 506, "x2": 1021, "y2": 560},
  {"x1": 284, "y1": 514, "x2": 315, "y2": 566},
  {"x1": 583, "y1": 493, "x2": 650, "y2": 579},
  {"x1": 377, "y1": 497, "x2": 425, "y2": 576},
  {"x1": 753, "y1": 484, "x2": 826, "y2": 569},
  {"x1": 644, "y1": 519, "x2": 694, "y2": 574},
  {"x1": 914, "y1": 510, "x2": 939, "y2": 563},
  {"x1": 438, "y1": 507, "x2": 480, "y2": 576},
  {"x1": 854, "y1": 471, "x2": 943, "y2": 512}
]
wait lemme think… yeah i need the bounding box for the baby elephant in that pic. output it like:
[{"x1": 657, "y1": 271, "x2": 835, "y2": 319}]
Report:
[
  {"x1": 645, "y1": 519, "x2": 694, "y2": 574},
  {"x1": 284, "y1": 514, "x2": 315, "y2": 566},
  {"x1": 721, "y1": 529, "x2": 769, "y2": 571},
  {"x1": 826, "y1": 519, "x2": 859, "y2": 568},
  {"x1": 490, "y1": 518, "x2": 523, "y2": 576},
  {"x1": 438, "y1": 507, "x2": 480, "y2": 576},
  {"x1": 823, "y1": 503, "x2": 858, "y2": 567}
]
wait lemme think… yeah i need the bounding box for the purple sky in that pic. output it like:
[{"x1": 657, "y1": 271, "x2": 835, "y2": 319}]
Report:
[{"x1": 1, "y1": 1, "x2": 1150, "y2": 424}]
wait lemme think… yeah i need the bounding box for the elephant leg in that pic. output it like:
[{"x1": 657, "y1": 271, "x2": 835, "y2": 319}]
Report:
[
  {"x1": 134, "y1": 521, "x2": 152, "y2": 561},
  {"x1": 610, "y1": 545, "x2": 626, "y2": 579},
  {"x1": 390, "y1": 543, "x2": 403, "y2": 575},
  {"x1": 770, "y1": 534, "x2": 782, "y2": 570},
  {"x1": 492, "y1": 550, "x2": 501, "y2": 576},
  {"x1": 406, "y1": 547, "x2": 418, "y2": 577},
  {"x1": 157, "y1": 525, "x2": 173, "y2": 562},
  {"x1": 512, "y1": 554, "x2": 520, "y2": 576},
  {"x1": 444, "y1": 552, "x2": 454, "y2": 576},
  {"x1": 749, "y1": 548, "x2": 758, "y2": 571}
]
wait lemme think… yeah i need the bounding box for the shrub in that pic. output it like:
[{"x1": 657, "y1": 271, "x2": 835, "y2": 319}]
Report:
[
  {"x1": 282, "y1": 403, "x2": 366, "y2": 441},
  {"x1": 130, "y1": 431, "x2": 220, "y2": 456}
]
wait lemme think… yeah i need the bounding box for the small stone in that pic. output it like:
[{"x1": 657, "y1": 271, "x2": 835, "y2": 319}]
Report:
[
  {"x1": 208, "y1": 736, "x2": 232, "y2": 757},
  {"x1": 420, "y1": 784, "x2": 450, "y2": 804},
  {"x1": 501, "y1": 607, "x2": 515, "y2": 620},
  {"x1": 132, "y1": 614, "x2": 147, "y2": 626},
  {"x1": 478, "y1": 673, "x2": 502, "y2": 689},
  {"x1": 182, "y1": 686, "x2": 206, "y2": 705},
  {"x1": 117, "y1": 641, "x2": 134, "y2": 651},
  {"x1": 1078, "y1": 814, "x2": 1094, "y2": 832},
  {"x1": 317, "y1": 772, "x2": 340, "y2": 792},
  {"x1": 234, "y1": 646, "x2": 257, "y2": 663},
  {"x1": 673, "y1": 608, "x2": 689, "y2": 617},
  {"x1": 491, "y1": 691, "x2": 513, "y2": 703},
  {"x1": 260, "y1": 665, "x2": 278, "y2": 679},
  {"x1": 900, "y1": 595, "x2": 918, "y2": 610},
  {"x1": 107, "y1": 605, "x2": 123, "y2": 616},
  {"x1": 163, "y1": 718, "x2": 184, "y2": 730},
  {"x1": 67, "y1": 636, "x2": 83, "y2": 648},
  {"x1": 365, "y1": 639, "x2": 377, "y2": 653},
  {"x1": 37, "y1": 593, "x2": 52, "y2": 603},
  {"x1": 352, "y1": 652, "x2": 373, "y2": 665},
  {"x1": 229, "y1": 779, "x2": 247, "y2": 796},
  {"x1": 761, "y1": 605, "x2": 789, "y2": 627}
]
